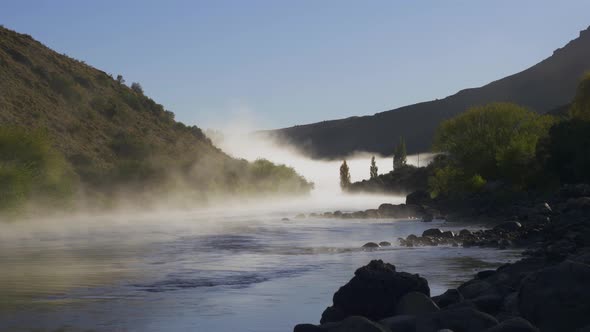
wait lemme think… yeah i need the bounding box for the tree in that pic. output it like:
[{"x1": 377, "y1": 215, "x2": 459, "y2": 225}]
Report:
[
  {"x1": 538, "y1": 118, "x2": 590, "y2": 184},
  {"x1": 116, "y1": 74, "x2": 125, "y2": 84},
  {"x1": 393, "y1": 136, "x2": 407, "y2": 170},
  {"x1": 370, "y1": 156, "x2": 378, "y2": 179},
  {"x1": 433, "y1": 102, "x2": 553, "y2": 189},
  {"x1": 131, "y1": 82, "x2": 144, "y2": 94},
  {"x1": 570, "y1": 73, "x2": 590, "y2": 121},
  {"x1": 340, "y1": 160, "x2": 351, "y2": 190}
]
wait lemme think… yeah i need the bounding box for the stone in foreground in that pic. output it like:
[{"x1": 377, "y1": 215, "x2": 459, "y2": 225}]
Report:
[{"x1": 320, "y1": 260, "x2": 430, "y2": 323}]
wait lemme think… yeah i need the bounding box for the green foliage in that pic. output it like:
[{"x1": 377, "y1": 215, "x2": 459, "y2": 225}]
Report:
[
  {"x1": 537, "y1": 74, "x2": 590, "y2": 184},
  {"x1": 370, "y1": 156, "x2": 378, "y2": 179},
  {"x1": 246, "y1": 159, "x2": 314, "y2": 194},
  {"x1": 537, "y1": 119, "x2": 590, "y2": 184},
  {"x1": 0, "y1": 127, "x2": 75, "y2": 211},
  {"x1": 570, "y1": 73, "x2": 590, "y2": 121},
  {"x1": 433, "y1": 103, "x2": 553, "y2": 188},
  {"x1": 393, "y1": 137, "x2": 407, "y2": 170},
  {"x1": 340, "y1": 160, "x2": 351, "y2": 190}
]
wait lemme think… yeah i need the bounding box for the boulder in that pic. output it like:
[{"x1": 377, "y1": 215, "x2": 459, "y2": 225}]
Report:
[
  {"x1": 559, "y1": 184, "x2": 590, "y2": 198},
  {"x1": 432, "y1": 289, "x2": 464, "y2": 308},
  {"x1": 379, "y1": 315, "x2": 416, "y2": 332},
  {"x1": 379, "y1": 241, "x2": 392, "y2": 247},
  {"x1": 481, "y1": 317, "x2": 539, "y2": 332},
  {"x1": 566, "y1": 197, "x2": 590, "y2": 211},
  {"x1": 471, "y1": 294, "x2": 504, "y2": 315},
  {"x1": 493, "y1": 221, "x2": 522, "y2": 232},
  {"x1": 294, "y1": 324, "x2": 324, "y2": 332},
  {"x1": 281, "y1": 217, "x2": 290, "y2": 221},
  {"x1": 459, "y1": 281, "x2": 492, "y2": 299},
  {"x1": 518, "y1": 260, "x2": 590, "y2": 332},
  {"x1": 476, "y1": 270, "x2": 496, "y2": 279},
  {"x1": 423, "y1": 228, "x2": 444, "y2": 237},
  {"x1": 459, "y1": 229, "x2": 473, "y2": 236},
  {"x1": 295, "y1": 316, "x2": 391, "y2": 332},
  {"x1": 321, "y1": 260, "x2": 430, "y2": 323},
  {"x1": 362, "y1": 242, "x2": 380, "y2": 249},
  {"x1": 440, "y1": 231, "x2": 455, "y2": 239},
  {"x1": 415, "y1": 307, "x2": 499, "y2": 332},
  {"x1": 395, "y1": 291, "x2": 440, "y2": 315}
]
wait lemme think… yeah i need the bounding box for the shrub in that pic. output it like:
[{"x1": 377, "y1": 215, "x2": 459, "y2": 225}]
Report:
[
  {"x1": 433, "y1": 102, "x2": 553, "y2": 188},
  {"x1": 538, "y1": 120, "x2": 590, "y2": 184},
  {"x1": 570, "y1": 73, "x2": 590, "y2": 120},
  {"x1": 0, "y1": 127, "x2": 75, "y2": 211},
  {"x1": 131, "y1": 82, "x2": 144, "y2": 94}
]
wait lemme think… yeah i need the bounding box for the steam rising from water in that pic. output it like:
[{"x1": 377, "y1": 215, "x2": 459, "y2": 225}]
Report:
[{"x1": 212, "y1": 120, "x2": 434, "y2": 213}]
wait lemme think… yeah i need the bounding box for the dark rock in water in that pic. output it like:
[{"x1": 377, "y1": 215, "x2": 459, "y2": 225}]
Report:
[
  {"x1": 459, "y1": 229, "x2": 472, "y2": 236},
  {"x1": 500, "y1": 292, "x2": 519, "y2": 316},
  {"x1": 559, "y1": 183, "x2": 590, "y2": 198},
  {"x1": 459, "y1": 281, "x2": 492, "y2": 299},
  {"x1": 378, "y1": 203, "x2": 426, "y2": 219},
  {"x1": 407, "y1": 234, "x2": 419, "y2": 241},
  {"x1": 518, "y1": 260, "x2": 590, "y2": 332},
  {"x1": 471, "y1": 294, "x2": 504, "y2": 315},
  {"x1": 333, "y1": 211, "x2": 343, "y2": 217},
  {"x1": 379, "y1": 241, "x2": 392, "y2": 247},
  {"x1": 294, "y1": 324, "x2": 324, "y2": 332},
  {"x1": 379, "y1": 315, "x2": 416, "y2": 332},
  {"x1": 415, "y1": 307, "x2": 499, "y2": 332},
  {"x1": 298, "y1": 316, "x2": 390, "y2": 332},
  {"x1": 493, "y1": 221, "x2": 522, "y2": 232},
  {"x1": 362, "y1": 242, "x2": 380, "y2": 249},
  {"x1": 481, "y1": 317, "x2": 539, "y2": 332},
  {"x1": 281, "y1": 217, "x2": 290, "y2": 221},
  {"x1": 421, "y1": 213, "x2": 434, "y2": 222},
  {"x1": 395, "y1": 291, "x2": 439, "y2": 315},
  {"x1": 433, "y1": 289, "x2": 464, "y2": 308},
  {"x1": 320, "y1": 306, "x2": 346, "y2": 325},
  {"x1": 422, "y1": 228, "x2": 444, "y2": 237},
  {"x1": 320, "y1": 260, "x2": 430, "y2": 323},
  {"x1": 566, "y1": 197, "x2": 590, "y2": 211},
  {"x1": 476, "y1": 270, "x2": 496, "y2": 279},
  {"x1": 441, "y1": 231, "x2": 455, "y2": 238}
]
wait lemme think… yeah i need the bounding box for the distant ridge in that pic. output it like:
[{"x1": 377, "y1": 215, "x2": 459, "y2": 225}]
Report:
[{"x1": 263, "y1": 26, "x2": 590, "y2": 159}]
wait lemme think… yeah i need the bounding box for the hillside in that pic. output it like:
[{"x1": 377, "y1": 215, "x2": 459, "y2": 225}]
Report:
[
  {"x1": 264, "y1": 26, "x2": 590, "y2": 159},
  {"x1": 0, "y1": 26, "x2": 312, "y2": 210}
]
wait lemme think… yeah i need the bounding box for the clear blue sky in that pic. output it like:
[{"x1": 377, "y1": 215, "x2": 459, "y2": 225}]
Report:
[{"x1": 2, "y1": 1, "x2": 590, "y2": 130}]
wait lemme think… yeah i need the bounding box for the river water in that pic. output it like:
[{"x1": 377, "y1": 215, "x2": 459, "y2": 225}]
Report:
[{"x1": 0, "y1": 194, "x2": 522, "y2": 332}]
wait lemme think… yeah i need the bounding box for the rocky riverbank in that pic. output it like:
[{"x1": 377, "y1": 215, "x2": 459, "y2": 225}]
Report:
[{"x1": 293, "y1": 185, "x2": 590, "y2": 332}]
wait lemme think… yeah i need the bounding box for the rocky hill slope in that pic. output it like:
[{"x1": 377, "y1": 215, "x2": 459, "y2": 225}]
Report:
[{"x1": 264, "y1": 26, "x2": 590, "y2": 159}]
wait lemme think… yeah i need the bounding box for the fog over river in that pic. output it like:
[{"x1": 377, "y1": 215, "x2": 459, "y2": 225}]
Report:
[{"x1": 0, "y1": 134, "x2": 521, "y2": 332}]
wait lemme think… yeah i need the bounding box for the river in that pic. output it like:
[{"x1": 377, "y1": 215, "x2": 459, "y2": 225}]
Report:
[{"x1": 0, "y1": 194, "x2": 522, "y2": 332}]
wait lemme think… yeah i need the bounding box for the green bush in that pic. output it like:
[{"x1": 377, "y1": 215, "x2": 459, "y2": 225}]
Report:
[
  {"x1": 570, "y1": 73, "x2": 590, "y2": 121},
  {"x1": 538, "y1": 120, "x2": 590, "y2": 184},
  {"x1": 432, "y1": 103, "x2": 553, "y2": 192},
  {"x1": 0, "y1": 127, "x2": 75, "y2": 211}
]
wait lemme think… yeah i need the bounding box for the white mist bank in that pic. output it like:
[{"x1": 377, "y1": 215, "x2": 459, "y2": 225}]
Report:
[{"x1": 214, "y1": 122, "x2": 434, "y2": 209}]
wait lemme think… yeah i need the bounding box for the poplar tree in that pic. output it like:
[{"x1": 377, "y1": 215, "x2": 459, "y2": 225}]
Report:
[
  {"x1": 340, "y1": 160, "x2": 351, "y2": 190},
  {"x1": 370, "y1": 156, "x2": 378, "y2": 179}
]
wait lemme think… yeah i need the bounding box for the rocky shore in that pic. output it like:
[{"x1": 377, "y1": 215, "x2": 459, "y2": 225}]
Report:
[{"x1": 293, "y1": 185, "x2": 590, "y2": 332}]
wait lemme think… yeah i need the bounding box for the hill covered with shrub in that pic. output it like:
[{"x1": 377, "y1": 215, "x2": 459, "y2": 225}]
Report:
[{"x1": 0, "y1": 26, "x2": 312, "y2": 213}]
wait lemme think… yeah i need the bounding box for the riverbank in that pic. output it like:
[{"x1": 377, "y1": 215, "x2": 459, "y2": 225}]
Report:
[{"x1": 294, "y1": 185, "x2": 590, "y2": 332}]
